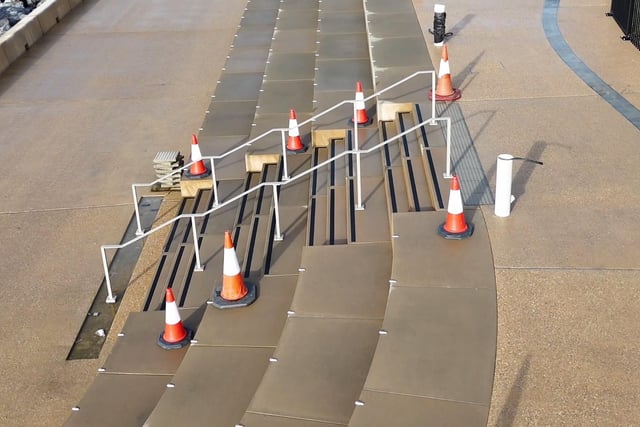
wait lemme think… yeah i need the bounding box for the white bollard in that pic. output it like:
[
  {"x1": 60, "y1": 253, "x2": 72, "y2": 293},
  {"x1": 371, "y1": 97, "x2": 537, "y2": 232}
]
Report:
[{"x1": 495, "y1": 154, "x2": 514, "y2": 217}]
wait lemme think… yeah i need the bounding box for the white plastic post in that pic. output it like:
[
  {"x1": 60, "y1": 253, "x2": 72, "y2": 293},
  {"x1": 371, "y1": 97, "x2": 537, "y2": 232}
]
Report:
[
  {"x1": 280, "y1": 130, "x2": 290, "y2": 181},
  {"x1": 495, "y1": 154, "x2": 514, "y2": 217},
  {"x1": 192, "y1": 216, "x2": 204, "y2": 271}
]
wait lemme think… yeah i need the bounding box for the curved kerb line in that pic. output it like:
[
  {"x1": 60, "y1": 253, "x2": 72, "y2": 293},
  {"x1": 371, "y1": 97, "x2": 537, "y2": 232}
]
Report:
[{"x1": 543, "y1": 0, "x2": 640, "y2": 130}]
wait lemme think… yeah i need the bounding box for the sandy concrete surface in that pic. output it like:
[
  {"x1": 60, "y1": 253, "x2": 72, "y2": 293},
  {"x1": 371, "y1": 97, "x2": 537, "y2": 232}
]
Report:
[
  {"x1": 0, "y1": 1, "x2": 246, "y2": 425},
  {"x1": 414, "y1": 0, "x2": 640, "y2": 425}
]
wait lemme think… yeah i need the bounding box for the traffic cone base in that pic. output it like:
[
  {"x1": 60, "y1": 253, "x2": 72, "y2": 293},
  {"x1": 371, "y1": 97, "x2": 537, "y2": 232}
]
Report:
[
  {"x1": 348, "y1": 114, "x2": 373, "y2": 127},
  {"x1": 210, "y1": 281, "x2": 256, "y2": 309},
  {"x1": 157, "y1": 327, "x2": 193, "y2": 350},
  {"x1": 157, "y1": 288, "x2": 193, "y2": 350},
  {"x1": 438, "y1": 175, "x2": 473, "y2": 239},
  {"x1": 428, "y1": 87, "x2": 462, "y2": 102},
  {"x1": 438, "y1": 220, "x2": 474, "y2": 240},
  {"x1": 184, "y1": 159, "x2": 211, "y2": 179},
  {"x1": 287, "y1": 136, "x2": 306, "y2": 153},
  {"x1": 209, "y1": 231, "x2": 257, "y2": 309},
  {"x1": 185, "y1": 134, "x2": 212, "y2": 179}
]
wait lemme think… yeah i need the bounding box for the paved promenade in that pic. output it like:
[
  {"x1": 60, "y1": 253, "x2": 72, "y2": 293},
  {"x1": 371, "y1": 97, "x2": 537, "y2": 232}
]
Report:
[
  {"x1": 0, "y1": 1, "x2": 247, "y2": 425},
  {"x1": 414, "y1": 0, "x2": 640, "y2": 424},
  {"x1": 0, "y1": 0, "x2": 638, "y2": 425}
]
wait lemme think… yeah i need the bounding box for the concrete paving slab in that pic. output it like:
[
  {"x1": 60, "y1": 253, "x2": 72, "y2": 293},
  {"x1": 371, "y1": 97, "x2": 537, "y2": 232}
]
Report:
[
  {"x1": 221, "y1": 47, "x2": 270, "y2": 73},
  {"x1": 241, "y1": 9, "x2": 279, "y2": 27},
  {"x1": 291, "y1": 243, "x2": 391, "y2": 318},
  {"x1": 247, "y1": 317, "x2": 381, "y2": 425},
  {"x1": 349, "y1": 389, "x2": 488, "y2": 427},
  {"x1": 318, "y1": 33, "x2": 369, "y2": 59},
  {"x1": 319, "y1": 11, "x2": 367, "y2": 34},
  {"x1": 144, "y1": 347, "x2": 273, "y2": 427},
  {"x1": 276, "y1": 9, "x2": 319, "y2": 31},
  {"x1": 231, "y1": 26, "x2": 276, "y2": 49},
  {"x1": 364, "y1": 286, "x2": 496, "y2": 405},
  {"x1": 201, "y1": 100, "x2": 257, "y2": 137},
  {"x1": 317, "y1": 0, "x2": 362, "y2": 11},
  {"x1": 365, "y1": 0, "x2": 416, "y2": 14},
  {"x1": 271, "y1": 29, "x2": 318, "y2": 53},
  {"x1": 265, "y1": 53, "x2": 317, "y2": 80},
  {"x1": 367, "y1": 13, "x2": 425, "y2": 38},
  {"x1": 101, "y1": 309, "x2": 202, "y2": 374},
  {"x1": 242, "y1": 413, "x2": 345, "y2": 427},
  {"x1": 315, "y1": 59, "x2": 373, "y2": 92},
  {"x1": 258, "y1": 80, "x2": 315, "y2": 114},
  {"x1": 194, "y1": 275, "x2": 297, "y2": 347},
  {"x1": 370, "y1": 37, "x2": 430, "y2": 68},
  {"x1": 212, "y1": 72, "x2": 264, "y2": 102},
  {"x1": 64, "y1": 374, "x2": 169, "y2": 427},
  {"x1": 391, "y1": 210, "x2": 495, "y2": 289}
]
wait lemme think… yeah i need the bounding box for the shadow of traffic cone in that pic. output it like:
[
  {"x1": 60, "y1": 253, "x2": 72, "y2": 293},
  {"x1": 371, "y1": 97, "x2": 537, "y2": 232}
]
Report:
[
  {"x1": 428, "y1": 44, "x2": 462, "y2": 102},
  {"x1": 157, "y1": 288, "x2": 193, "y2": 350},
  {"x1": 184, "y1": 134, "x2": 211, "y2": 179},
  {"x1": 286, "y1": 109, "x2": 306, "y2": 153},
  {"x1": 438, "y1": 175, "x2": 474, "y2": 239},
  {"x1": 348, "y1": 81, "x2": 373, "y2": 126},
  {"x1": 209, "y1": 231, "x2": 257, "y2": 309}
]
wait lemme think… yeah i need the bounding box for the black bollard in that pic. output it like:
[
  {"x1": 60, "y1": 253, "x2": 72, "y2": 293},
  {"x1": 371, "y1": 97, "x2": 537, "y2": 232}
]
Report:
[{"x1": 432, "y1": 4, "x2": 447, "y2": 46}]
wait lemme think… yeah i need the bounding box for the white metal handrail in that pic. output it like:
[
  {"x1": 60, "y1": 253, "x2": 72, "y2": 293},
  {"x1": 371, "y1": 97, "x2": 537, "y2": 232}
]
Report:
[
  {"x1": 130, "y1": 71, "x2": 437, "y2": 235},
  {"x1": 101, "y1": 112, "x2": 452, "y2": 303}
]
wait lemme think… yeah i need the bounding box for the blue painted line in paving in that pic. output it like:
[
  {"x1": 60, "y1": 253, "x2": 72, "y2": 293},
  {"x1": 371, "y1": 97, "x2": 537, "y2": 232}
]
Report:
[{"x1": 543, "y1": 0, "x2": 640, "y2": 130}]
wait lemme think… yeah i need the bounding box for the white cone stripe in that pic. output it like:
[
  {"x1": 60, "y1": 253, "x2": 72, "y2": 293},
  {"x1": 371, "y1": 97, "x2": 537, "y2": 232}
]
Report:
[
  {"x1": 355, "y1": 91, "x2": 365, "y2": 110},
  {"x1": 438, "y1": 59, "x2": 450, "y2": 78},
  {"x1": 165, "y1": 301, "x2": 182, "y2": 326},
  {"x1": 447, "y1": 189, "x2": 463, "y2": 214},
  {"x1": 191, "y1": 143, "x2": 203, "y2": 162},
  {"x1": 288, "y1": 119, "x2": 300, "y2": 137},
  {"x1": 223, "y1": 247, "x2": 241, "y2": 276}
]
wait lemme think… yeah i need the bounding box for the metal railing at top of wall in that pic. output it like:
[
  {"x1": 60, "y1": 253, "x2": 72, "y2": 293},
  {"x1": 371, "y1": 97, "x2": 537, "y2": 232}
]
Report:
[
  {"x1": 129, "y1": 71, "x2": 438, "y2": 237},
  {"x1": 102, "y1": 70, "x2": 452, "y2": 303}
]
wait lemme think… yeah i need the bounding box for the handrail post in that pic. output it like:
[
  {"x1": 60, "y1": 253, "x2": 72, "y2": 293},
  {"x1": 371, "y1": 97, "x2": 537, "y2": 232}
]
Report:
[
  {"x1": 443, "y1": 117, "x2": 453, "y2": 178},
  {"x1": 353, "y1": 101, "x2": 364, "y2": 210},
  {"x1": 101, "y1": 247, "x2": 117, "y2": 303},
  {"x1": 132, "y1": 185, "x2": 144, "y2": 236},
  {"x1": 280, "y1": 130, "x2": 290, "y2": 180},
  {"x1": 272, "y1": 184, "x2": 284, "y2": 241},
  {"x1": 191, "y1": 216, "x2": 204, "y2": 271},
  {"x1": 431, "y1": 70, "x2": 437, "y2": 124},
  {"x1": 210, "y1": 157, "x2": 219, "y2": 206}
]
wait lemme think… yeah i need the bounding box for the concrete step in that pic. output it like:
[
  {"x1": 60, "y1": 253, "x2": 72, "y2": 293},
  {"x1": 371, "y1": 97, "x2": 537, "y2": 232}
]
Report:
[
  {"x1": 196, "y1": 0, "x2": 281, "y2": 181},
  {"x1": 241, "y1": 243, "x2": 392, "y2": 426},
  {"x1": 348, "y1": 211, "x2": 496, "y2": 427},
  {"x1": 65, "y1": 309, "x2": 205, "y2": 426}
]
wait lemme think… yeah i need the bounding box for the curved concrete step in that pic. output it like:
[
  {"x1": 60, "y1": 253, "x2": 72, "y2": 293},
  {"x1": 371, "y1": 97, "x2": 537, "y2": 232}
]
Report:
[
  {"x1": 241, "y1": 242, "x2": 392, "y2": 425},
  {"x1": 348, "y1": 210, "x2": 497, "y2": 427}
]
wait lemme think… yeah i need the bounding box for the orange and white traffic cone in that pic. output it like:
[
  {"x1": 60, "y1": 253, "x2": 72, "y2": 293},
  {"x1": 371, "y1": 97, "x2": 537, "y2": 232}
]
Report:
[
  {"x1": 286, "y1": 109, "x2": 305, "y2": 153},
  {"x1": 184, "y1": 134, "x2": 211, "y2": 178},
  {"x1": 428, "y1": 44, "x2": 461, "y2": 102},
  {"x1": 349, "y1": 81, "x2": 372, "y2": 126},
  {"x1": 209, "y1": 231, "x2": 257, "y2": 309},
  {"x1": 157, "y1": 288, "x2": 193, "y2": 350},
  {"x1": 438, "y1": 175, "x2": 473, "y2": 239}
]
